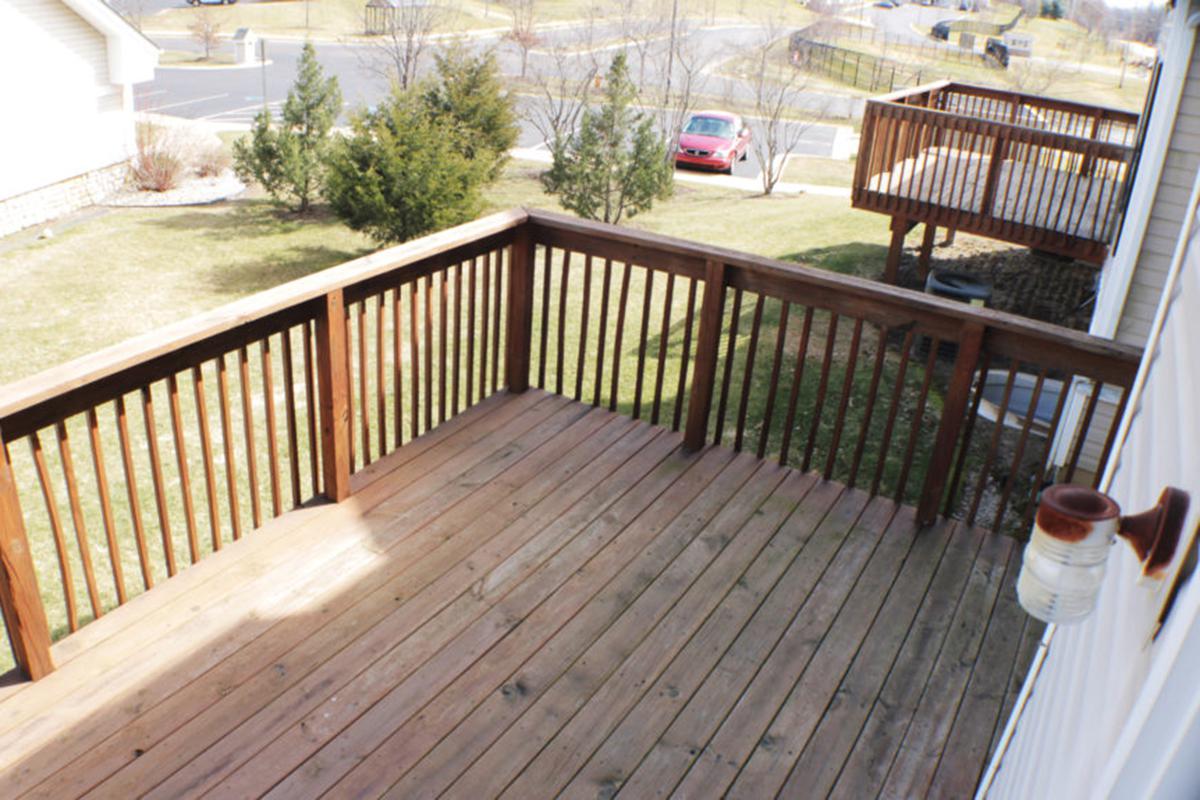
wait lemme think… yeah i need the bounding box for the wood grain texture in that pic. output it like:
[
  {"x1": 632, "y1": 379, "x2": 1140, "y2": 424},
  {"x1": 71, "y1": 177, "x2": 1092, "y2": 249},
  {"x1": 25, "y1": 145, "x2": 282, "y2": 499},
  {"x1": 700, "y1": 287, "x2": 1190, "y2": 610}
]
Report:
[{"x1": 0, "y1": 399, "x2": 1030, "y2": 799}]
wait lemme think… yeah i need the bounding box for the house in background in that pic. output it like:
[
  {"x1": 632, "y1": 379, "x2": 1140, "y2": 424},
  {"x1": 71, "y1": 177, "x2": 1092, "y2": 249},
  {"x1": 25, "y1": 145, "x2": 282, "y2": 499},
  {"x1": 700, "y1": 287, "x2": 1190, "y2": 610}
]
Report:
[{"x1": 0, "y1": 0, "x2": 158, "y2": 237}]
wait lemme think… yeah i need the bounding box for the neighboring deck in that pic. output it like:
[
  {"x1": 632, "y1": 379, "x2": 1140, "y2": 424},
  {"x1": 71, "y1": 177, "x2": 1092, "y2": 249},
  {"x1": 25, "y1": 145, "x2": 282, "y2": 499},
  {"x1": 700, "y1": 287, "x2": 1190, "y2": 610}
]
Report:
[
  {"x1": 0, "y1": 391, "x2": 1039, "y2": 799},
  {"x1": 853, "y1": 82, "x2": 1141, "y2": 278}
]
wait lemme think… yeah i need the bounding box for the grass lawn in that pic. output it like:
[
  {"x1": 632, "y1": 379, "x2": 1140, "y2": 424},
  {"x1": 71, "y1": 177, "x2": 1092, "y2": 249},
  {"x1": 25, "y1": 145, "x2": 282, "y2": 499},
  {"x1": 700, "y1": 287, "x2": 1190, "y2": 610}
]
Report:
[
  {"x1": 146, "y1": 0, "x2": 813, "y2": 38},
  {"x1": 159, "y1": 49, "x2": 237, "y2": 66},
  {"x1": 780, "y1": 155, "x2": 855, "y2": 187},
  {"x1": 149, "y1": 0, "x2": 504, "y2": 39}
]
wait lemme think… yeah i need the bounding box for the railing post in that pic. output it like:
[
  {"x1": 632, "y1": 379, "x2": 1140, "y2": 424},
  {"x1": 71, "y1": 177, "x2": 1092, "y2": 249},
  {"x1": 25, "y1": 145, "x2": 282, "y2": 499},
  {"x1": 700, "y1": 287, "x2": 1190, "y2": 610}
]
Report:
[
  {"x1": 505, "y1": 223, "x2": 535, "y2": 393},
  {"x1": 314, "y1": 289, "x2": 352, "y2": 503},
  {"x1": 917, "y1": 322, "x2": 985, "y2": 525},
  {"x1": 0, "y1": 432, "x2": 53, "y2": 679},
  {"x1": 683, "y1": 259, "x2": 727, "y2": 452}
]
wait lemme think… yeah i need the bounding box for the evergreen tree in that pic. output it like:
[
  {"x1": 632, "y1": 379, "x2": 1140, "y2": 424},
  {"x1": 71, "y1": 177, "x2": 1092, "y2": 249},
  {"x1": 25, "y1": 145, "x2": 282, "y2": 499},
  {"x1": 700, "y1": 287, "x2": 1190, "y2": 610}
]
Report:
[
  {"x1": 324, "y1": 90, "x2": 491, "y2": 244},
  {"x1": 233, "y1": 42, "x2": 342, "y2": 212},
  {"x1": 422, "y1": 45, "x2": 519, "y2": 181},
  {"x1": 542, "y1": 53, "x2": 673, "y2": 225}
]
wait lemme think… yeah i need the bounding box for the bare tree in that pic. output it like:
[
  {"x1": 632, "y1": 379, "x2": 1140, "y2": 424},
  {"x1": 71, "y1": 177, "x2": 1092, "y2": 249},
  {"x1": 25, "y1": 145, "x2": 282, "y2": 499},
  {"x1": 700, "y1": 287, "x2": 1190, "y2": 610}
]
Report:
[
  {"x1": 641, "y1": 21, "x2": 711, "y2": 157},
  {"x1": 746, "y1": 24, "x2": 820, "y2": 195},
  {"x1": 190, "y1": 11, "x2": 221, "y2": 61},
  {"x1": 617, "y1": 0, "x2": 667, "y2": 87},
  {"x1": 1004, "y1": 57, "x2": 1063, "y2": 97},
  {"x1": 110, "y1": 0, "x2": 150, "y2": 31},
  {"x1": 363, "y1": 1, "x2": 446, "y2": 90},
  {"x1": 506, "y1": 0, "x2": 539, "y2": 79},
  {"x1": 525, "y1": 30, "x2": 601, "y2": 146}
]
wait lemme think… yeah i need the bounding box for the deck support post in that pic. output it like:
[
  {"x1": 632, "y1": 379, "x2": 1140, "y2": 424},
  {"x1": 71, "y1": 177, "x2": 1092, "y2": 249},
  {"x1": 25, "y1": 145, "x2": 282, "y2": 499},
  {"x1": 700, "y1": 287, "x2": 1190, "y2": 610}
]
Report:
[
  {"x1": 917, "y1": 322, "x2": 985, "y2": 525},
  {"x1": 315, "y1": 289, "x2": 352, "y2": 503},
  {"x1": 917, "y1": 223, "x2": 936, "y2": 281},
  {"x1": 0, "y1": 432, "x2": 54, "y2": 680},
  {"x1": 882, "y1": 217, "x2": 907, "y2": 284},
  {"x1": 505, "y1": 224, "x2": 535, "y2": 393},
  {"x1": 683, "y1": 259, "x2": 727, "y2": 452}
]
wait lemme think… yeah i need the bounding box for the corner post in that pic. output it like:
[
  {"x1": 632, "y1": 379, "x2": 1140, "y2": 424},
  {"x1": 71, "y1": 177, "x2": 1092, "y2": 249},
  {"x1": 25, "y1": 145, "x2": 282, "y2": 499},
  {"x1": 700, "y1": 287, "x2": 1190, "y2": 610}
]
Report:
[
  {"x1": 315, "y1": 289, "x2": 352, "y2": 502},
  {"x1": 505, "y1": 223, "x2": 535, "y2": 393},
  {"x1": 0, "y1": 432, "x2": 53, "y2": 680},
  {"x1": 917, "y1": 322, "x2": 985, "y2": 525},
  {"x1": 683, "y1": 259, "x2": 727, "y2": 452}
]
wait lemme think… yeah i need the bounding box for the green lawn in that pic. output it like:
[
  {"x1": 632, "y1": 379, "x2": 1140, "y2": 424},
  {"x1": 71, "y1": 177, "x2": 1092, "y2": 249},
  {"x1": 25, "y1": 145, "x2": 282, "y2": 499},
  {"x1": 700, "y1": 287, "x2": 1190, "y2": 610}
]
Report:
[
  {"x1": 781, "y1": 155, "x2": 855, "y2": 187},
  {"x1": 149, "y1": 0, "x2": 505, "y2": 39}
]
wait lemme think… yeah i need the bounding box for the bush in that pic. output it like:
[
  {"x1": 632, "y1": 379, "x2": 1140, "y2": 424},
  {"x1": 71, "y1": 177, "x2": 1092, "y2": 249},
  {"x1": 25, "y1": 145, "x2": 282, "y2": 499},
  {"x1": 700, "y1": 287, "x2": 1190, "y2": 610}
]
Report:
[
  {"x1": 131, "y1": 122, "x2": 185, "y2": 192},
  {"x1": 542, "y1": 52, "x2": 673, "y2": 224},
  {"x1": 233, "y1": 42, "x2": 342, "y2": 212},
  {"x1": 195, "y1": 146, "x2": 231, "y2": 178},
  {"x1": 324, "y1": 90, "x2": 491, "y2": 244},
  {"x1": 421, "y1": 46, "x2": 518, "y2": 181}
]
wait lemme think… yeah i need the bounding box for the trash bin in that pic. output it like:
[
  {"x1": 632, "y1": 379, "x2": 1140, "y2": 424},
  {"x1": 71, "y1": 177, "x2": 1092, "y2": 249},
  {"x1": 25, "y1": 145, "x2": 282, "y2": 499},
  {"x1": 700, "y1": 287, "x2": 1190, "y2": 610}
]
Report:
[
  {"x1": 921, "y1": 270, "x2": 993, "y2": 358},
  {"x1": 925, "y1": 269, "x2": 993, "y2": 307}
]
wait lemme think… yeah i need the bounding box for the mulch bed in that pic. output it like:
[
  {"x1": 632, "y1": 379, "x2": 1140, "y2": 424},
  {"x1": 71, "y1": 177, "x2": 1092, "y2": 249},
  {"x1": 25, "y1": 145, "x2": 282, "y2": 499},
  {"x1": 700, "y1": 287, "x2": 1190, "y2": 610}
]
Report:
[{"x1": 891, "y1": 232, "x2": 1099, "y2": 332}]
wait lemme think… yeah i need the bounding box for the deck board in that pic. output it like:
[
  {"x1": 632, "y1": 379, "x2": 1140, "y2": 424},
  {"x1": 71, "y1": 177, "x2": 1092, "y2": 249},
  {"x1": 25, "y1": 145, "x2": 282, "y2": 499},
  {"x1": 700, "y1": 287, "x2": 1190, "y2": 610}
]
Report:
[
  {"x1": 0, "y1": 392, "x2": 1032, "y2": 799},
  {"x1": 866, "y1": 149, "x2": 1120, "y2": 242}
]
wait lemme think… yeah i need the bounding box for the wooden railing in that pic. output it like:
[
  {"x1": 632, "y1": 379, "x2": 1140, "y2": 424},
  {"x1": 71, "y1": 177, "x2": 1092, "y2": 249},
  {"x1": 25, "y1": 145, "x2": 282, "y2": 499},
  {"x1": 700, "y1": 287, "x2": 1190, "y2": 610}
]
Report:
[
  {"x1": 0, "y1": 208, "x2": 1141, "y2": 681},
  {"x1": 854, "y1": 81, "x2": 1140, "y2": 268}
]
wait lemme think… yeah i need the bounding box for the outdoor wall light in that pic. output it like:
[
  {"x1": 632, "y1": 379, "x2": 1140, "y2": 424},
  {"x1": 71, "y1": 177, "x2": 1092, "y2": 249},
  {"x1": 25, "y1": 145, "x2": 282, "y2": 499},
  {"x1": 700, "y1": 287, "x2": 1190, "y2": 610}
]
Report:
[{"x1": 1017, "y1": 484, "x2": 1190, "y2": 625}]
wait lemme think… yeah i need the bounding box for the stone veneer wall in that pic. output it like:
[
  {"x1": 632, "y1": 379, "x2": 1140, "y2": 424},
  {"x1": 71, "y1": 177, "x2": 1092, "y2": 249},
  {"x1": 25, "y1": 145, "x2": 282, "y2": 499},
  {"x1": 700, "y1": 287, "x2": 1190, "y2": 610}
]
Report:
[{"x1": 0, "y1": 161, "x2": 129, "y2": 237}]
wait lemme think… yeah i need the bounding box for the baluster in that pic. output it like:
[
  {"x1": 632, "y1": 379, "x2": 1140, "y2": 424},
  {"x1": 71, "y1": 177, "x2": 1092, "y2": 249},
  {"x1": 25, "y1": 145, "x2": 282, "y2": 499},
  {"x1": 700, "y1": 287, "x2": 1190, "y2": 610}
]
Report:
[
  {"x1": 31, "y1": 430, "x2": 78, "y2": 629},
  {"x1": 166, "y1": 375, "x2": 201, "y2": 563},
  {"x1": 86, "y1": 408, "x2": 126, "y2": 603},
  {"x1": 53, "y1": 421, "x2": 102, "y2": 618},
  {"x1": 684, "y1": 260, "x2": 727, "y2": 452}
]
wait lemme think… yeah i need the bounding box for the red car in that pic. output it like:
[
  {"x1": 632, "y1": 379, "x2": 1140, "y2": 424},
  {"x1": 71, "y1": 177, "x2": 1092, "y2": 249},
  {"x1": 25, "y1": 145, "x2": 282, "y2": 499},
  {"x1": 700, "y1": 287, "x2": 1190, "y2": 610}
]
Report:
[{"x1": 675, "y1": 111, "x2": 751, "y2": 174}]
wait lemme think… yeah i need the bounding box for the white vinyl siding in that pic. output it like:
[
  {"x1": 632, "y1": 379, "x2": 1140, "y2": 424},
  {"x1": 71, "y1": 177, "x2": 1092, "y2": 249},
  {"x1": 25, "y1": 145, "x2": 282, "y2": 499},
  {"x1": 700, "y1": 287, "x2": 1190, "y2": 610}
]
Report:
[
  {"x1": 985, "y1": 173, "x2": 1200, "y2": 800},
  {"x1": 0, "y1": 0, "x2": 132, "y2": 201},
  {"x1": 1116, "y1": 44, "x2": 1200, "y2": 345}
]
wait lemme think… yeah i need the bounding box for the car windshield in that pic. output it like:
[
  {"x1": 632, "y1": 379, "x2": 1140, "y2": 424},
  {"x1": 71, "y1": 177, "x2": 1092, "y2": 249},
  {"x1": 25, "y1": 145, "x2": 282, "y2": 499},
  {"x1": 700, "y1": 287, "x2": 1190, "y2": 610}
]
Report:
[{"x1": 684, "y1": 116, "x2": 735, "y2": 139}]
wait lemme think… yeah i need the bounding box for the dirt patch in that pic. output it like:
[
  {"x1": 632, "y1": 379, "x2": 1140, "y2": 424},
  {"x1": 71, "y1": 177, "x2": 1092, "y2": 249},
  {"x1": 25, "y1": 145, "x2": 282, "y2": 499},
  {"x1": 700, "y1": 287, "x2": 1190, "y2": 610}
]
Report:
[{"x1": 892, "y1": 233, "x2": 1098, "y2": 332}]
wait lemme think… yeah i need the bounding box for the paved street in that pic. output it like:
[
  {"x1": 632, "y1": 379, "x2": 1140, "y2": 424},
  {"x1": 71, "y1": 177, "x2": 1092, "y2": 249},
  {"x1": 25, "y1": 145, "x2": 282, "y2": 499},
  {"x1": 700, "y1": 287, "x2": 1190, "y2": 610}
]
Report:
[{"x1": 135, "y1": 19, "x2": 853, "y2": 182}]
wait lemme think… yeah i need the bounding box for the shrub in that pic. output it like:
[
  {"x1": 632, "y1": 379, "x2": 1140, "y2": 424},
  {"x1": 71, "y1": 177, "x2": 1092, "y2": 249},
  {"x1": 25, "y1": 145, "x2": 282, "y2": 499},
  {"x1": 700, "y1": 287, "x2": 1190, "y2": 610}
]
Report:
[
  {"x1": 324, "y1": 90, "x2": 491, "y2": 244},
  {"x1": 232, "y1": 42, "x2": 342, "y2": 212},
  {"x1": 542, "y1": 52, "x2": 673, "y2": 224},
  {"x1": 195, "y1": 146, "x2": 231, "y2": 178},
  {"x1": 131, "y1": 122, "x2": 185, "y2": 192},
  {"x1": 421, "y1": 45, "x2": 518, "y2": 181}
]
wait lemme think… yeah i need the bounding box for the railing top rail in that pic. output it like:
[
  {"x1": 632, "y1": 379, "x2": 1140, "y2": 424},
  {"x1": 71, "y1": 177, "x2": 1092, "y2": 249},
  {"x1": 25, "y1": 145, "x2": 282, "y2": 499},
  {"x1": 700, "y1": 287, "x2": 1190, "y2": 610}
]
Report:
[
  {"x1": 0, "y1": 209, "x2": 527, "y2": 430},
  {"x1": 525, "y1": 208, "x2": 1142, "y2": 383},
  {"x1": 863, "y1": 99, "x2": 1137, "y2": 160},
  {"x1": 872, "y1": 81, "x2": 1140, "y2": 127},
  {"x1": 867, "y1": 79, "x2": 953, "y2": 105},
  {"x1": 0, "y1": 206, "x2": 1141, "y2": 438}
]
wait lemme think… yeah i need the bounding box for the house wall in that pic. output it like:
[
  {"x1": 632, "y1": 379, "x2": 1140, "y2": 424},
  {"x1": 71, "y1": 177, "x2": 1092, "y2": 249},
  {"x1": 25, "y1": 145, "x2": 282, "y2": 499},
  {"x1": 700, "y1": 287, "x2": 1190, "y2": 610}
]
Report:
[
  {"x1": 1114, "y1": 30, "x2": 1200, "y2": 346},
  {"x1": 0, "y1": 0, "x2": 135, "y2": 205},
  {"x1": 982, "y1": 169, "x2": 1200, "y2": 799}
]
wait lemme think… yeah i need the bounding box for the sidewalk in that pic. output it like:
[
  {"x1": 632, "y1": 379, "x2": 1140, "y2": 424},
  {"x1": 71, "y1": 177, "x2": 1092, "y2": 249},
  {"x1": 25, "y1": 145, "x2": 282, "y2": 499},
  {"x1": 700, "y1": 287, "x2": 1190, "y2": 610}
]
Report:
[{"x1": 509, "y1": 147, "x2": 852, "y2": 198}]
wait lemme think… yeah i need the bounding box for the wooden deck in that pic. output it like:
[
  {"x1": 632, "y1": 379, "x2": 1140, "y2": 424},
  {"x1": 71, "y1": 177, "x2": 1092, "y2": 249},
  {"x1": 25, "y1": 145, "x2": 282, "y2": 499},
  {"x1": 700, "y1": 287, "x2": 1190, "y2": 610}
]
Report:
[
  {"x1": 853, "y1": 82, "x2": 1140, "y2": 277},
  {"x1": 0, "y1": 390, "x2": 1039, "y2": 799}
]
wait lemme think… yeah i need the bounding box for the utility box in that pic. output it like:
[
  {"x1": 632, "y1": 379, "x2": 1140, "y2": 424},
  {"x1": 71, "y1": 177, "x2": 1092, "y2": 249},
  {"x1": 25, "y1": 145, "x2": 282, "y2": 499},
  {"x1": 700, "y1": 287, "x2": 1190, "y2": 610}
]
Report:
[{"x1": 232, "y1": 28, "x2": 258, "y2": 64}]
